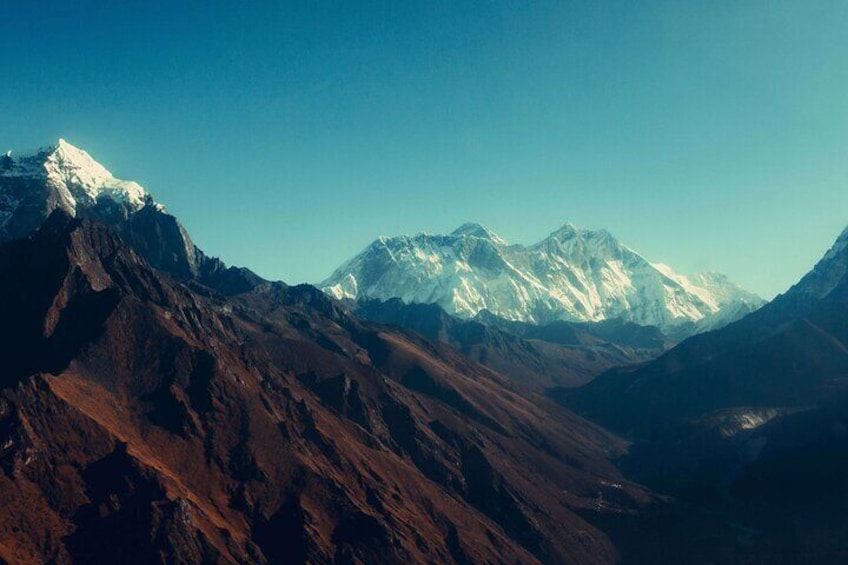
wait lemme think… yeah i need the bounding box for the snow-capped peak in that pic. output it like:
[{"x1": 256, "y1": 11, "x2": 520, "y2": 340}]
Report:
[
  {"x1": 545, "y1": 223, "x2": 618, "y2": 247},
  {"x1": 1, "y1": 138, "x2": 155, "y2": 213},
  {"x1": 822, "y1": 224, "x2": 848, "y2": 262},
  {"x1": 0, "y1": 138, "x2": 167, "y2": 238},
  {"x1": 321, "y1": 222, "x2": 765, "y2": 335},
  {"x1": 549, "y1": 222, "x2": 581, "y2": 237},
  {"x1": 783, "y1": 224, "x2": 848, "y2": 302},
  {"x1": 451, "y1": 222, "x2": 508, "y2": 245},
  {"x1": 47, "y1": 138, "x2": 150, "y2": 210}
]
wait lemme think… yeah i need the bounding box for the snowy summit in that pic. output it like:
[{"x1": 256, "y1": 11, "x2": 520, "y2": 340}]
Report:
[
  {"x1": 321, "y1": 222, "x2": 764, "y2": 335},
  {"x1": 0, "y1": 138, "x2": 162, "y2": 238}
]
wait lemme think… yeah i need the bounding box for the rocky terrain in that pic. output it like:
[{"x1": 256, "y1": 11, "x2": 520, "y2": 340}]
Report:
[
  {"x1": 558, "y1": 224, "x2": 848, "y2": 562},
  {"x1": 354, "y1": 298, "x2": 668, "y2": 389},
  {"x1": 0, "y1": 212, "x2": 659, "y2": 564}
]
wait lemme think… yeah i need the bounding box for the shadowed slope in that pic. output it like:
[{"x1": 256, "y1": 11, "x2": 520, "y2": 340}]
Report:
[
  {"x1": 355, "y1": 298, "x2": 668, "y2": 389},
  {"x1": 0, "y1": 213, "x2": 657, "y2": 564}
]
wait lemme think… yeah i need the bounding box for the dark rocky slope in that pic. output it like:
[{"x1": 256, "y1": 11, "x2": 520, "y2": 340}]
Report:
[
  {"x1": 0, "y1": 213, "x2": 657, "y2": 564},
  {"x1": 556, "y1": 226, "x2": 848, "y2": 562},
  {"x1": 355, "y1": 298, "x2": 668, "y2": 389}
]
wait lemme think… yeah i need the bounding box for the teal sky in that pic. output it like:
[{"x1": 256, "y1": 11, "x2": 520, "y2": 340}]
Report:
[{"x1": 2, "y1": 1, "x2": 847, "y2": 298}]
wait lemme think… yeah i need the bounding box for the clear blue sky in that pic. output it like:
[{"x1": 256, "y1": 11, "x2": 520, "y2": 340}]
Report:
[{"x1": 2, "y1": 1, "x2": 847, "y2": 298}]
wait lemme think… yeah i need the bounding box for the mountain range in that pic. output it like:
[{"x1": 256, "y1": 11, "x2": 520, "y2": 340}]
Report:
[
  {"x1": 3, "y1": 138, "x2": 848, "y2": 563},
  {"x1": 557, "y1": 220, "x2": 848, "y2": 561},
  {"x1": 353, "y1": 298, "x2": 668, "y2": 389},
  {"x1": 321, "y1": 221, "x2": 763, "y2": 338},
  {"x1": 560, "y1": 224, "x2": 848, "y2": 435},
  {"x1": 0, "y1": 142, "x2": 675, "y2": 563}
]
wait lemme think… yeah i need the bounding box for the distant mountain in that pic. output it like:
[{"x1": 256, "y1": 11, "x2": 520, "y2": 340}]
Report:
[
  {"x1": 555, "y1": 224, "x2": 848, "y2": 561},
  {"x1": 0, "y1": 211, "x2": 658, "y2": 564},
  {"x1": 5, "y1": 138, "x2": 826, "y2": 563},
  {"x1": 0, "y1": 139, "x2": 262, "y2": 294},
  {"x1": 354, "y1": 298, "x2": 668, "y2": 389},
  {"x1": 321, "y1": 222, "x2": 763, "y2": 336},
  {"x1": 559, "y1": 224, "x2": 848, "y2": 436}
]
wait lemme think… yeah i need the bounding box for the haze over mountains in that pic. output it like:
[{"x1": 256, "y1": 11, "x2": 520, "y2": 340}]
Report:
[{"x1": 321, "y1": 221, "x2": 763, "y2": 338}]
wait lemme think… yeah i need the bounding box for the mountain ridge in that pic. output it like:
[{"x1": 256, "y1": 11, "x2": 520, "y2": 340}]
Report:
[
  {"x1": 559, "y1": 221, "x2": 848, "y2": 435},
  {"x1": 322, "y1": 222, "x2": 764, "y2": 336},
  {"x1": 551, "y1": 221, "x2": 848, "y2": 560},
  {"x1": 352, "y1": 297, "x2": 668, "y2": 389},
  {"x1": 0, "y1": 139, "x2": 263, "y2": 295},
  {"x1": 0, "y1": 209, "x2": 658, "y2": 563}
]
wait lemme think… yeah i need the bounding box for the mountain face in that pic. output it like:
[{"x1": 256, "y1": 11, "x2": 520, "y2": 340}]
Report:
[
  {"x1": 354, "y1": 298, "x2": 668, "y2": 389},
  {"x1": 559, "y1": 225, "x2": 848, "y2": 436},
  {"x1": 0, "y1": 140, "x2": 261, "y2": 294},
  {"x1": 321, "y1": 222, "x2": 763, "y2": 336},
  {"x1": 0, "y1": 208, "x2": 664, "y2": 561},
  {"x1": 781, "y1": 226, "x2": 848, "y2": 306},
  {"x1": 555, "y1": 225, "x2": 848, "y2": 561}
]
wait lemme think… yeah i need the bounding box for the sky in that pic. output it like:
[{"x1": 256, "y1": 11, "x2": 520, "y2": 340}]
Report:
[{"x1": 2, "y1": 1, "x2": 847, "y2": 298}]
